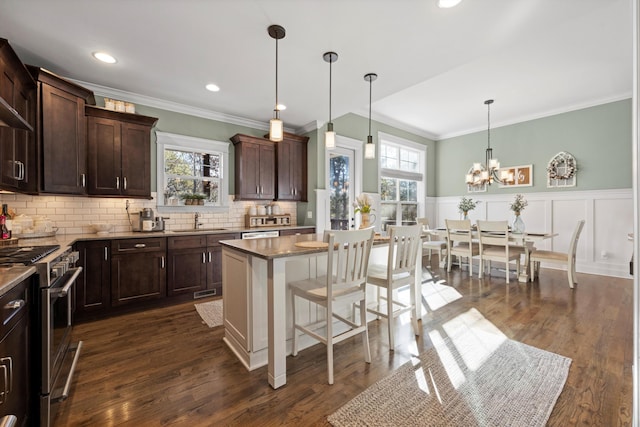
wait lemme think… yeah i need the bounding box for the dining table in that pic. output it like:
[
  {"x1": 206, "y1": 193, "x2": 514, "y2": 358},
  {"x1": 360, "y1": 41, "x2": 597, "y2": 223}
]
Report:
[
  {"x1": 220, "y1": 232, "x2": 424, "y2": 389},
  {"x1": 427, "y1": 228, "x2": 557, "y2": 282}
]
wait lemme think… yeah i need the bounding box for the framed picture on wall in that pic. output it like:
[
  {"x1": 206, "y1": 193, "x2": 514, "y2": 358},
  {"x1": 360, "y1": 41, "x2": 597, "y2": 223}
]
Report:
[{"x1": 498, "y1": 164, "x2": 533, "y2": 187}]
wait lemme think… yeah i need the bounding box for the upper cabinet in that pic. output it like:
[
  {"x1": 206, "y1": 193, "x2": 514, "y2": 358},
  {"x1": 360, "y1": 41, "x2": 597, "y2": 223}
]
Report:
[
  {"x1": 28, "y1": 66, "x2": 95, "y2": 195},
  {"x1": 231, "y1": 133, "x2": 276, "y2": 200},
  {"x1": 0, "y1": 39, "x2": 36, "y2": 193},
  {"x1": 231, "y1": 132, "x2": 308, "y2": 202},
  {"x1": 85, "y1": 106, "x2": 158, "y2": 198},
  {"x1": 276, "y1": 132, "x2": 308, "y2": 202}
]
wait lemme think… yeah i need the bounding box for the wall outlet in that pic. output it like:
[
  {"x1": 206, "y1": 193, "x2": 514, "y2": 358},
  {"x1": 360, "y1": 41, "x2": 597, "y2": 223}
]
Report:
[
  {"x1": 600, "y1": 250, "x2": 609, "y2": 259},
  {"x1": 307, "y1": 211, "x2": 312, "y2": 219}
]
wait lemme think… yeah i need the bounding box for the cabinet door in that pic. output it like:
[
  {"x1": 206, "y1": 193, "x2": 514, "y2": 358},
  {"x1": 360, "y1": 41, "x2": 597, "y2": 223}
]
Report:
[
  {"x1": 0, "y1": 65, "x2": 19, "y2": 189},
  {"x1": 276, "y1": 138, "x2": 293, "y2": 200},
  {"x1": 258, "y1": 143, "x2": 275, "y2": 199},
  {"x1": 87, "y1": 116, "x2": 121, "y2": 195},
  {"x1": 120, "y1": 121, "x2": 151, "y2": 197},
  {"x1": 207, "y1": 233, "x2": 239, "y2": 296},
  {"x1": 167, "y1": 247, "x2": 207, "y2": 296},
  {"x1": 41, "y1": 84, "x2": 86, "y2": 194},
  {"x1": 0, "y1": 315, "x2": 28, "y2": 424},
  {"x1": 75, "y1": 240, "x2": 110, "y2": 317},
  {"x1": 237, "y1": 141, "x2": 261, "y2": 199},
  {"x1": 111, "y1": 252, "x2": 166, "y2": 306}
]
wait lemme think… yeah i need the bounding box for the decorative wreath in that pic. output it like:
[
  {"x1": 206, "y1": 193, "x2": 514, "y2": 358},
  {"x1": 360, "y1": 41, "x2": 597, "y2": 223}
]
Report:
[{"x1": 547, "y1": 156, "x2": 577, "y2": 180}]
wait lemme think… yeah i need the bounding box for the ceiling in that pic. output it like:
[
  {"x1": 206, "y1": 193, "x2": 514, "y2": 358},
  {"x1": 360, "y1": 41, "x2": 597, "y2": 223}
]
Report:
[{"x1": 0, "y1": 0, "x2": 632, "y2": 140}]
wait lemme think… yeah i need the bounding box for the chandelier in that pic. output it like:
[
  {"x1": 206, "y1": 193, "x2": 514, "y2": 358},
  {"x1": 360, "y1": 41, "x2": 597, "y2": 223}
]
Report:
[{"x1": 465, "y1": 99, "x2": 514, "y2": 186}]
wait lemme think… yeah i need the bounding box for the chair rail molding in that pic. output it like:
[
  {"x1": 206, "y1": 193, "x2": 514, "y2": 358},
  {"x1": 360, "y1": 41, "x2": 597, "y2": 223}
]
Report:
[{"x1": 427, "y1": 188, "x2": 633, "y2": 279}]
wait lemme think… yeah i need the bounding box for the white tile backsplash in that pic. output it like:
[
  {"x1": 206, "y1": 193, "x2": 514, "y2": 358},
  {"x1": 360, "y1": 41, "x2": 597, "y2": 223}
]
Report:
[{"x1": 0, "y1": 193, "x2": 297, "y2": 235}]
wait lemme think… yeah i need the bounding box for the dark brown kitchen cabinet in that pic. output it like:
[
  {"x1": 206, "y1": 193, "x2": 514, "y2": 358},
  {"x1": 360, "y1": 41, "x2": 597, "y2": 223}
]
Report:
[
  {"x1": 167, "y1": 235, "x2": 208, "y2": 297},
  {"x1": 111, "y1": 238, "x2": 166, "y2": 306},
  {"x1": 207, "y1": 233, "x2": 240, "y2": 296},
  {"x1": 0, "y1": 277, "x2": 31, "y2": 426},
  {"x1": 28, "y1": 66, "x2": 95, "y2": 195},
  {"x1": 231, "y1": 133, "x2": 275, "y2": 200},
  {"x1": 75, "y1": 240, "x2": 111, "y2": 320},
  {"x1": 167, "y1": 233, "x2": 239, "y2": 298},
  {"x1": 278, "y1": 227, "x2": 315, "y2": 236},
  {"x1": 276, "y1": 132, "x2": 308, "y2": 201},
  {"x1": 85, "y1": 106, "x2": 158, "y2": 198},
  {"x1": 0, "y1": 39, "x2": 36, "y2": 193}
]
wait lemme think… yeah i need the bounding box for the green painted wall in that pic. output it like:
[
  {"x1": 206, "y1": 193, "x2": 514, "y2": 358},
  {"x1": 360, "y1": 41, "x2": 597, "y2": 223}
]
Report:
[{"x1": 436, "y1": 99, "x2": 632, "y2": 196}]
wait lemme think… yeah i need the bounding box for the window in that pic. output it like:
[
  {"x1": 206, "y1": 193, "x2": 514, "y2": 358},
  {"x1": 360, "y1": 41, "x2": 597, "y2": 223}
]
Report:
[
  {"x1": 156, "y1": 131, "x2": 229, "y2": 209},
  {"x1": 378, "y1": 132, "x2": 425, "y2": 231}
]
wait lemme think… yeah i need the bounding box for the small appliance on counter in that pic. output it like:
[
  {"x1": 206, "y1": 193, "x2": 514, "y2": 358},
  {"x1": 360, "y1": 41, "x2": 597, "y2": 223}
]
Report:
[{"x1": 131, "y1": 208, "x2": 166, "y2": 232}]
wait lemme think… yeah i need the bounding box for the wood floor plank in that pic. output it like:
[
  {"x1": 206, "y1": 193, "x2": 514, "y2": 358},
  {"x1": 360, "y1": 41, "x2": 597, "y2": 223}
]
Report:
[{"x1": 54, "y1": 260, "x2": 633, "y2": 426}]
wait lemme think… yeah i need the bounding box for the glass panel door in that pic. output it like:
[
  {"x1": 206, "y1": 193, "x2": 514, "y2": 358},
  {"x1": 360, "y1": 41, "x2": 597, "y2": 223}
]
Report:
[{"x1": 329, "y1": 148, "x2": 354, "y2": 230}]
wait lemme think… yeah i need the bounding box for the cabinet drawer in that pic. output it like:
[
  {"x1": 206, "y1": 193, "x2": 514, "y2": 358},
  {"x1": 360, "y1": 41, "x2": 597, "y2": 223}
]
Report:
[
  {"x1": 207, "y1": 233, "x2": 240, "y2": 246},
  {"x1": 111, "y1": 237, "x2": 166, "y2": 253},
  {"x1": 168, "y1": 235, "x2": 207, "y2": 250},
  {"x1": 0, "y1": 278, "x2": 29, "y2": 339}
]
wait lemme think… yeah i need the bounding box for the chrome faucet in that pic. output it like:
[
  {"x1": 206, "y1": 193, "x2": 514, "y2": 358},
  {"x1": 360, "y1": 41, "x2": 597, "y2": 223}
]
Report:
[{"x1": 194, "y1": 212, "x2": 203, "y2": 229}]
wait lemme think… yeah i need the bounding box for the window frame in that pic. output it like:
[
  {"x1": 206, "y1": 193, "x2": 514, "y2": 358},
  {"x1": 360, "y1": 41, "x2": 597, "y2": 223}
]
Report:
[
  {"x1": 378, "y1": 132, "x2": 426, "y2": 228},
  {"x1": 156, "y1": 131, "x2": 230, "y2": 212}
]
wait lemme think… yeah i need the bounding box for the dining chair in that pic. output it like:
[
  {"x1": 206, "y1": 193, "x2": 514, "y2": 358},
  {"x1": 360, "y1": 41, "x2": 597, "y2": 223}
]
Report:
[
  {"x1": 476, "y1": 220, "x2": 524, "y2": 283},
  {"x1": 289, "y1": 227, "x2": 375, "y2": 385},
  {"x1": 363, "y1": 224, "x2": 423, "y2": 350},
  {"x1": 445, "y1": 219, "x2": 480, "y2": 275},
  {"x1": 530, "y1": 219, "x2": 585, "y2": 288},
  {"x1": 416, "y1": 217, "x2": 447, "y2": 266}
]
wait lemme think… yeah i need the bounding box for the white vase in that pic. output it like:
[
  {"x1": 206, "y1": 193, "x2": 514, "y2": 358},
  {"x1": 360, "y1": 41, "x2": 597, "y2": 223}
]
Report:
[{"x1": 512, "y1": 213, "x2": 525, "y2": 234}]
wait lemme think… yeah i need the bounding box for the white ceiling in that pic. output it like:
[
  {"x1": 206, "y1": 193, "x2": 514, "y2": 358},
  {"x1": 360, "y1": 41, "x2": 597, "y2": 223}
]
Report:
[{"x1": 0, "y1": 0, "x2": 632, "y2": 140}]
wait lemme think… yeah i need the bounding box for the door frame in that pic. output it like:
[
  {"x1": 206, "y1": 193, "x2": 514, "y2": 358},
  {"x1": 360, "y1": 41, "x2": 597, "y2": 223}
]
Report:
[{"x1": 323, "y1": 134, "x2": 363, "y2": 231}]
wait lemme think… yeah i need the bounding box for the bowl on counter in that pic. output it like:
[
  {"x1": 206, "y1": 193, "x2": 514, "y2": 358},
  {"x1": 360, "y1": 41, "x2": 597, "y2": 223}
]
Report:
[{"x1": 90, "y1": 223, "x2": 114, "y2": 235}]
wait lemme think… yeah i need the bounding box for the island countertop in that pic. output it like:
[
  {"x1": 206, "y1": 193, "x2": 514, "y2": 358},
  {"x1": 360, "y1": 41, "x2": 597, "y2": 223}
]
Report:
[{"x1": 220, "y1": 233, "x2": 325, "y2": 259}]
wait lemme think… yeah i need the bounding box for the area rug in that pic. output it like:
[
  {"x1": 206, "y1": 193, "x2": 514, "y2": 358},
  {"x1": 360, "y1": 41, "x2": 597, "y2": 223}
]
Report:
[
  {"x1": 194, "y1": 299, "x2": 223, "y2": 328},
  {"x1": 328, "y1": 338, "x2": 571, "y2": 427}
]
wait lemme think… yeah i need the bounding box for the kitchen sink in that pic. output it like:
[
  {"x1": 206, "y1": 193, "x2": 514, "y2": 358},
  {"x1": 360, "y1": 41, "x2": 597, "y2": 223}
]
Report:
[{"x1": 169, "y1": 228, "x2": 228, "y2": 233}]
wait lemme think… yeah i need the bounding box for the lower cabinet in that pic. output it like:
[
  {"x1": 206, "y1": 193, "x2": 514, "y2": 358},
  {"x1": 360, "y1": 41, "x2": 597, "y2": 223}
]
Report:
[
  {"x1": 279, "y1": 227, "x2": 315, "y2": 236},
  {"x1": 111, "y1": 238, "x2": 166, "y2": 306},
  {"x1": 75, "y1": 240, "x2": 111, "y2": 318},
  {"x1": 0, "y1": 277, "x2": 31, "y2": 425},
  {"x1": 167, "y1": 233, "x2": 239, "y2": 297}
]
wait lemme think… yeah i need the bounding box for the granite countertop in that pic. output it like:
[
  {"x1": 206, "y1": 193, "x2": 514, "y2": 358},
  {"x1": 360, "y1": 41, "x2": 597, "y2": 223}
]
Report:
[
  {"x1": 0, "y1": 265, "x2": 36, "y2": 297},
  {"x1": 0, "y1": 224, "x2": 315, "y2": 294}
]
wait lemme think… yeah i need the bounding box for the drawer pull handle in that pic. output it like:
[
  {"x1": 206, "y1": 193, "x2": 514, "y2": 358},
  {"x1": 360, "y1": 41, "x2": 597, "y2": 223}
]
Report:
[
  {"x1": 116, "y1": 176, "x2": 120, "y2": 189},
  {"x1": 202, "y1": 252, "x2": 206, "y2": 263},
  {"x1": 0, "y1": 358, "x2": 11, "y2": 395},
  {"x1": 134, "y1": 244, "x2": 146, "y2": 248},
  {"x1": 4, "y1": 300, "x2": 24, "y2": 310},
  {"x1": 161, "y1": 256, "x2": 165, "y2": 269}
]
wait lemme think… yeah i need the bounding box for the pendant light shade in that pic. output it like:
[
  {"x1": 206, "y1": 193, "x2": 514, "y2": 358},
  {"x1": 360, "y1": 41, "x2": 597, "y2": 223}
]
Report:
[
  {"x1": 364, "y1": 73, "x2": 377, "y2": 160},
  {"x1": 324, "y1": 51, "x2": 338, "y2": 149},
  {"x1": 268, "y1": 25, "x2": 286, "y2": 142}
]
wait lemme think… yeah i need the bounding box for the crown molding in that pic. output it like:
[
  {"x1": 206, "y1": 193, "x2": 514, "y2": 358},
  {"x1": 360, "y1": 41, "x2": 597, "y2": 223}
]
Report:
[
  {"x1": 298, "y1": 120, "x2": 322, "y2": 135},
  {"x1": 437, "y1": 92, "x2": 633, "y2": 140},
  {"x1": 69, "y1": 78, "x2": 297, "y2": 134},
  {"x1": 351, "y1": 109, "x2": 439, "y2": 141}
]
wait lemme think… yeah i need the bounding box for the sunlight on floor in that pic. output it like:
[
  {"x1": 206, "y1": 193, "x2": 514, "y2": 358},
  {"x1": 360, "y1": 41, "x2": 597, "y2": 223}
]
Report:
[{"x1": 421, "y1": 279, "x2": 463, "y2": 311}]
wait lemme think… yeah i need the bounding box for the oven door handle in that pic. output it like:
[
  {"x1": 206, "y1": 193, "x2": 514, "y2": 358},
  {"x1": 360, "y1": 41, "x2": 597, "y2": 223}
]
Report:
[{"x1": 52, "y1": 267, "x2": 83, "y2": 297}]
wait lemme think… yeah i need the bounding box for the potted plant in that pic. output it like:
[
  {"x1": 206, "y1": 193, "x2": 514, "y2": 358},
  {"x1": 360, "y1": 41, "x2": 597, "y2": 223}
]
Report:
[{"x1": 458, "y1": 197, "x2": 477, "y2": 220}]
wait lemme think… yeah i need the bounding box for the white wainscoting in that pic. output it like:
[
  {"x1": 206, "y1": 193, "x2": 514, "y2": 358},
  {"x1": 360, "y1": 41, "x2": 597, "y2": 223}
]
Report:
[{"x1": 426, "y1": 189, "x2": 633, "y2": 279}]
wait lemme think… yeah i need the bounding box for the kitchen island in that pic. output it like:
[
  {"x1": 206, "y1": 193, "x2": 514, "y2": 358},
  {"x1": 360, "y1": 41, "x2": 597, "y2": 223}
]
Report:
[{"x1": 220, "y1": 233, "x2": 423, "y2": 389}]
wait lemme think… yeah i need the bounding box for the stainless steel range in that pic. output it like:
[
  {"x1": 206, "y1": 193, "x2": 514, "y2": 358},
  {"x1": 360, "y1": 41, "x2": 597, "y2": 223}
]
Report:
[{"x1": 0, "y1": 244, "x2": 83, "y2": 427}]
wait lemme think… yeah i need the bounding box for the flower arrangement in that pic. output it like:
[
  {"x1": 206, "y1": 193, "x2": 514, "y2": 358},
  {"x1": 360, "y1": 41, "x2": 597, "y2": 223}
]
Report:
[
  {"x1": 458, "y1": 197, "x2": 477, "y2": 214},
  {"x1": 353, "y1": 193, "x2": 374, "y2": 214},
  {"x1": 510, "y1": 194, "x2": 528, "y2": 214}
]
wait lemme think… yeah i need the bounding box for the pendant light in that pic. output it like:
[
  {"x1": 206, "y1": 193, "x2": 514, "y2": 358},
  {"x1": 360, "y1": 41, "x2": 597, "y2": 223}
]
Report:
[
  {"x1": 268, "y1": 25, "x2": 285, "y2": 142},
  {"x1": 323, "y1": 51, "x2": 338, "y2": 149},
  {"x1": 364, "y1": 73, "x2": 377, "y2": 159}
]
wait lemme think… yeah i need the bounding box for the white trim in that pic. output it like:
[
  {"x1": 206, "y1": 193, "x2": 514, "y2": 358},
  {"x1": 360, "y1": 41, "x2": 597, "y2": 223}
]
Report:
[
  {"x1": 155, "y1": 131, "x2": 230, "y2": 211},
  {"x1": 632, "y1": 0, "x2": 639, "y2": 423}
]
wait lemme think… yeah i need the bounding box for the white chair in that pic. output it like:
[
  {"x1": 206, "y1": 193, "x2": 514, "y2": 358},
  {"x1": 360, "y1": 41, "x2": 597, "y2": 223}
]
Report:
[
  {"x1": 445, "y1": 219, "x2": 480, "y2": 275},
  {"x1": 364, "y1": 224, "x2": 423, "y2": 350},
  {"x1": 289, "y1": 227, "x2": 375, "y2": 384},
  {"x1": 416, "y1": 218, "x2": 447, "y2": 266},
  {"x1": 477, "y1": 220, "x2": 524, "y2": 283},
  {"x1": 530, "y1": 220, "x2": 585, "y2": 288}
]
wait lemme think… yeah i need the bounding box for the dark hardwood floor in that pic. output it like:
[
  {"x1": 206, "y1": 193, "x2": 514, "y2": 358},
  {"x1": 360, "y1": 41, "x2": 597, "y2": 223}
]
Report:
[{"x1": 54, "y1": 260, "x2": 633, "y2": 426}]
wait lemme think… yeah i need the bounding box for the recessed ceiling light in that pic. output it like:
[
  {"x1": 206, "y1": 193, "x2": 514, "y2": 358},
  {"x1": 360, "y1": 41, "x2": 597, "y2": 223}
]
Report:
[
  {"x1": 205, "y1": 83, "x2": 220, "y2": 92},
  {"x1": 276, "y1": 104, "x2": 286, "y2": 111},
  {"x1": 92, "y1": 52, "x2": 117, "y2": 64},
  {"x1": 437, "y1": 0, "x2": 462, "y2": 8}
]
